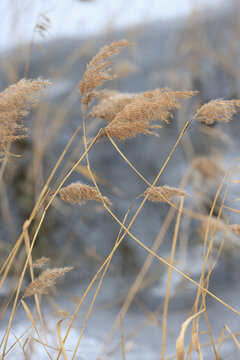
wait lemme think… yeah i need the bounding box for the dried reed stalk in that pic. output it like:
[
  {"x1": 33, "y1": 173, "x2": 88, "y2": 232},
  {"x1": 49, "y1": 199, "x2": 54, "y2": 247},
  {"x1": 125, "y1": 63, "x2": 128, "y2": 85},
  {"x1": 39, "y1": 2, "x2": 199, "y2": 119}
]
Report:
[
  {"x1": 59, "y1": 182, "x2": 112, "y2": 205},
  {"x1": 103, "y1": 89, "x2": 197, "y2": 141},
  {"x1": 23, "y1": 267, "x2": 73, "y2": 298},
  {"x1": 195, "y1": 99, "x2": 240, "y2": 124},
  {"x1": 192, "y1": 157, "x2": 223, "y2": 179},
  {"x1": 0, "y1": 78, "x2": 50, "y2": 157},
  {"x1": 79, "y1": 40, "x2": 131, "y2": 106},
  {"x1": 144, "y1": 185, "x2": 188, "y2": 203}
]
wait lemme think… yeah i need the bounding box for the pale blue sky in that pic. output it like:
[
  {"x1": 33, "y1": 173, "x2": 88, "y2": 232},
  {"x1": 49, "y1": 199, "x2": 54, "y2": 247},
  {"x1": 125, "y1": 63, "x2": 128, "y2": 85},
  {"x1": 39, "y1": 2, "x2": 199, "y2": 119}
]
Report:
[{"x1": 1, "y1": 0, "x2": 225, "y2": 51}]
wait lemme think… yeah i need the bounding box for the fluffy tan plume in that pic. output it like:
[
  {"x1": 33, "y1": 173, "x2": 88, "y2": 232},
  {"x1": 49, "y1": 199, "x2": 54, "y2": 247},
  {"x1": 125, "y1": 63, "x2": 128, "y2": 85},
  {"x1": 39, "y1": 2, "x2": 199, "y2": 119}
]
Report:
[
  {"x1": 59, "y1": 182, "x2": 112, "y2": 205},
  {"x1": 192, "y1": 157, "x2": 223, "y2": 179},
  {"x1": 103, "y1": 89, "x2": 197, "y2": 141},
  {"x1": 32, "y1": 256, "x2": 50, "y2": 269},
  {"x1": 0, "y1": 78, "x2": 50, "y2": 158},
  {"x1": 23, "y1": 267, "x2": 73, "y2": 298},
  {"x1": 144, "y1": 185, "x2": 188, "y2": 203},
  {"x1": 52, "y1": 310, "x2": 72, "y2": 319},
  {"x1": 229, "y1": 224, "x2": 240, "y2": 236},
  {"x1": 79, "y1": 40, "x2": 131, "y2": 106},
  {"x1": 195, "y1": 99, "x2": 240, "y2": 125},
  {"x1": 89, "y1": 92, "x2": 138, "y2": 122}
]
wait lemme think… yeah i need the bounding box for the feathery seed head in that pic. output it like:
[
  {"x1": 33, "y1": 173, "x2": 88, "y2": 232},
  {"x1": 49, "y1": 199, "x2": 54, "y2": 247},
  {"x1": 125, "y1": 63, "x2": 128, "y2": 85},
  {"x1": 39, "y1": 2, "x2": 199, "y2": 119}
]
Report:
[
  {"x1": 229, "y1": 224, "x2": 240, "y2": 236},
  {"x1": 32, "y1": 256, "x2": 50, "y2": 269},
  {"x1": 144, "y1": 185, "x2": 188, "y2": 203},
  {"x1": 23, "y1": 267, "x2": 73, "y2": 298},
  {"x1": 0, "y1": 78, "x2": 51, "y2": 158},
  {"x1": 103, "y1": 89, "x2": 196, "y2": 141},
  {"x1": 89, "y1": 92, "x2": 138, "y2": 123},
  {"x1": 195, "y1": 99, "x2": 240, "y2": 125},
  {"x1": 59, "y1": 182, "x2": 112, "y2": 206},
  {"x1": 192, "y1": 157, "x2": 223, "y2": 179},
  {"x1": 52, "y1": 310, "x2": 72, "y2": 319},
  {"x1": 79, "y1": 40, "x2": 131, "y2": 106}
]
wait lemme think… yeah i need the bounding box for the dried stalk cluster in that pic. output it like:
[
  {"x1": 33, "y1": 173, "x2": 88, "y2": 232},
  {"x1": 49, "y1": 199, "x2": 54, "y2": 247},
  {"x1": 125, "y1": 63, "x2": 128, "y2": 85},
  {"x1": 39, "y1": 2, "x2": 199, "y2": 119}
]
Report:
[{"x1": 59, "y1": 182, "x2": 112, "y2": 205}]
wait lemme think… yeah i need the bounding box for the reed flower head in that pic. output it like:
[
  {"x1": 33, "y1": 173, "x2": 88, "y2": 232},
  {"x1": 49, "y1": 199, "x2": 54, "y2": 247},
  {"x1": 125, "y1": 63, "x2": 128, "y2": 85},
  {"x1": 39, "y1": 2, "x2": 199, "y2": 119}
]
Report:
[
  {"x1": 79, "y1": 40, "x2": 131, "y2": 106},
  {"x1": 192, "y1": 157, "x2": 223, "y2": 179},
  {"x1": 52, "y1": 310, "x2": 72, "y2": 319},
  {"x1": 103, "y1": 89, "x2": 197, "y2": 141},
  {"x1": 195, "y1": 99, "x2": 240, "y2": 125},
  {"x1": 89, "y1": 92, "x2": 138, "y2": 122},
  {"x1": 59, "y1": 182, "x2": 112, "y2": 205},
  {"x1": 144, "y1": 185, "x2": 188, "y2": 203},
  {"x1": 23, "y1": 267, "x2": 73, "y2": 298},
  {"x1": 32, "y1": 257, "x2": 50, "y2": 269},
  {"x1": 229, "y1": 224, "x2": 240, "y2": 236},
  {"x1": 0, "y1": 78, "x2": 50, "y2": 158}
]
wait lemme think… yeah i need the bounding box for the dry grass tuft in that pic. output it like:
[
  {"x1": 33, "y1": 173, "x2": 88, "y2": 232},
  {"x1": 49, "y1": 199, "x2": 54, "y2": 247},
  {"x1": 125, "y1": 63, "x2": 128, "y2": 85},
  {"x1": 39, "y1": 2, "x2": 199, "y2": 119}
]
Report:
[
  {"x1": 79, "y1": 40, "x2": 131, "y2": 106},
  {"x1": 52, "y1": 310, "x2": 72, "y2": 319},
  {"x1": 89, "y1": 92, "x2": 138, "y2": 122},
  {"x1": 195, "y1": 99, "x2": 240, "y2": 125},
  {"x1": 192, "y1": 156, "x2": 223, "y2": 179},
  {"x1": 0, "y1": 78, "x2": 50, "y2": 158},
  {"x1": 144, "y1": 185, "x2": 188, "y2": 203},
  {"x1": 23, "y1": 267, "x2": 73, "y2": 298},
  {"x1": 103, "y1": 89, "x2": 197, "y2": 141},
  {"x1": 32, "y1": 256, "x2": 50, "y2": 269},
  {"x1": 229, "y1": 224, "x2": 240, "y2": 236},
  {"x1": 59, "y1": 182, "x2": 112, "y2": 205}
]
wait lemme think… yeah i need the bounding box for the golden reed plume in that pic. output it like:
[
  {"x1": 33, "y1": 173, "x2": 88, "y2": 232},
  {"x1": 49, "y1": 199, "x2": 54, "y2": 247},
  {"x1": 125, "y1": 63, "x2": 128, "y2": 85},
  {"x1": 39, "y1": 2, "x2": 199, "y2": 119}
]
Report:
[{"x1": 59, "y1": 182, "x2": 112, "y2": 205}]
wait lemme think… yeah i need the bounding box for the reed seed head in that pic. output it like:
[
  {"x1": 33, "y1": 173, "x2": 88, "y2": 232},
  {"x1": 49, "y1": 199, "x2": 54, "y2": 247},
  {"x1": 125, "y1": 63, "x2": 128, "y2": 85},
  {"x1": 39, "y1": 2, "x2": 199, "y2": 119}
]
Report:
[
  {"x1": 229, "y1": 224, "x2": 240, "y2": 236},
  {"x1": 79, "y1": 40, "x2": 131, "y2": 106},
  {"x1": 32, "y1": 256, "x2": 50, "y2": 269},
  {"x1": 103, "y1": 89, "x2": 197, "y2": 141},
  {"x1": 192, "y1": 157, "x2": 223, "y2": 179},
  {"x1": 89, "y1": 92, "x2": 138, "y2": 122},
  {"x1": 52, "y1": 310, "x2": 72, "y2": 319},
  {"x1": 144, "y1": 185, "x2": 188, "y2": 203},
  {"x1": 195, "y1": 99, "x2": 240, "y2": 125},
  {"x1": 23, "y1": 267, "x2": 73, "y2": 298},
  {"x1": 0, "y1": 78, "x2": 50, "y2": 158},
  {"x1": 59, "y1": 182, "x2": 112, "y2": 206}
]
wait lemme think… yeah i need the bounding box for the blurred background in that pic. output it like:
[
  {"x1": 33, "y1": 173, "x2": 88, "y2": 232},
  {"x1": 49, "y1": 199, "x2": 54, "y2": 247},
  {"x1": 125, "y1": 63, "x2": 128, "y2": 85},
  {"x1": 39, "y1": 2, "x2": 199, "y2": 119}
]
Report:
[{"x1": 1, "y1": 0, "x2": 240, "y2": 359}]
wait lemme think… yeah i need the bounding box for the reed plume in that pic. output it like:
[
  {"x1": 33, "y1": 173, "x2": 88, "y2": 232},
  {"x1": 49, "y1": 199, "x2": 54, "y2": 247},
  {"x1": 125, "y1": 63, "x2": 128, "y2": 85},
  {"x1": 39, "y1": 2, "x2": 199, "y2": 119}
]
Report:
[
  {"x1": 89, "y1": 92, "x2": 138, "y2": 122},
  {"x1": 192, "y1": 157, "x2": 223, "y2": 179},
  {"x1": 32, "y1": 257, "x2": 50, "y2": 269},
  {"x1": 59, "y1": 182, "x2": 112, "y2": 205},
  {"x1": 144, "y1": 185, "x2": 188, "y2": 203},
  {"x1": 229, "y1": 224, "x2": 240, "y2": 236},
  {"x1": 52, "y1": 310, "x2": 72, "y2": 319},
  {"x1": 79, "y1": 40, "x2": 131, "y2": 106},
  {"x1": 0, "y1": 78, "x2": 50, "y2": 158},
  {"x1": 23, "y1": 267, "x2": 73, "y2": 298},
  {"x1": 195, "y1": 99, "x2": 240, "y2": 124},
  {"x1": 103, "y1": 89, "x2": 197, "y2": 141}
]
